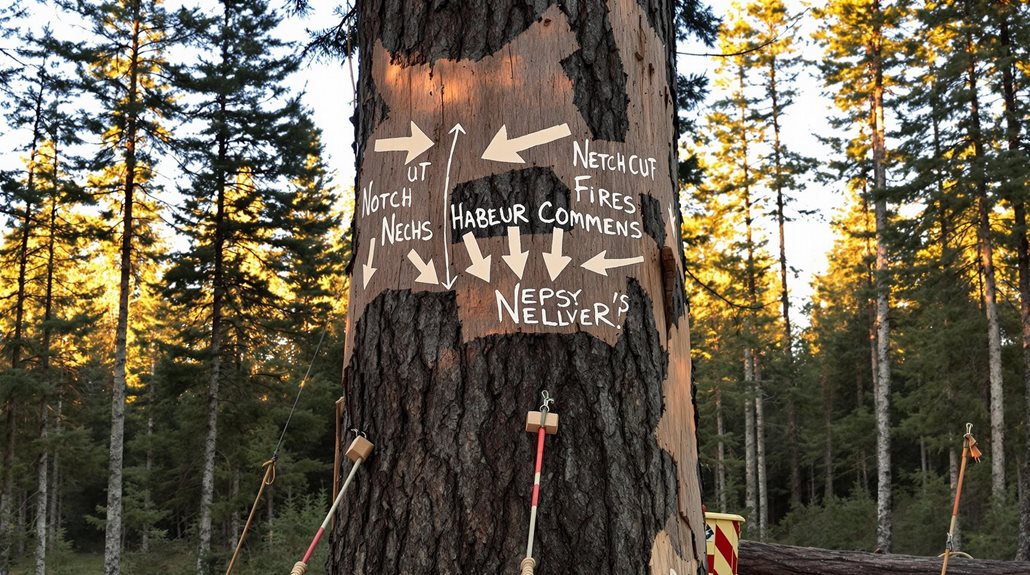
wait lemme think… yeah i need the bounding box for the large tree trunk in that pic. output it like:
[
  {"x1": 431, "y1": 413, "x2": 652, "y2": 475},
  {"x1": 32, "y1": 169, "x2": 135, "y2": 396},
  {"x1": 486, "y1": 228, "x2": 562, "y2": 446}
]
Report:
[
  {"x1": 331, "y1": 1, "x2": 704, "y2": 573},
  {"x1": 738, "y1": 540, "x2": 1030, "y2": 575}
]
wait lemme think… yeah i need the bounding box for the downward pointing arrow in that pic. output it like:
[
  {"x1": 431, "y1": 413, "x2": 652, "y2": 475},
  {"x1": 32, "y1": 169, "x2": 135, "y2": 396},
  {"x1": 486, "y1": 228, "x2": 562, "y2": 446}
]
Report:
[
  {"x1": 407, "y1": 249, "x2": 439, "y2": 285},
  {"x1": 581, "y1": 251, "x2": 644, "y2": 276},
  {"x1": 542, "y1": 227, "x2": 572, "y2": 281},
  {"x1": 481, "y1": 123, "x2": 572, "y2": 163},
  {"x1": 501, "y1": 227, "x2": 529, "y2": 279},
  {"x1": 362, "y1": 242, "x2": 377, "y2": 289},
  {"x1": 374, "y1": 121, "x2": 435, "y2": 164},
  {"x1": 462, "y1": 233, "x2": 491, "y2": 282}
]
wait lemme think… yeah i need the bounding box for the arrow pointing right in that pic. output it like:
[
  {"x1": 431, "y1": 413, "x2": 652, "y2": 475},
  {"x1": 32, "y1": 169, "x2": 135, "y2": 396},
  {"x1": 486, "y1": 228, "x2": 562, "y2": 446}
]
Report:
[
  {"x1": 374, "y1": 121, "x2": 435, "y2": 164},
  {"x1": 407, "y1": 249, "x2": 439, "y2": 285},
  {"x1": 581, "y1": 251, "x2": 644, "y2": 276},
  {"x1": 462, "y1": 232, "x2": 491, "y2": 282},
  {"x1": 542, "y1": 227, "x2": 572, "y2": 281}
]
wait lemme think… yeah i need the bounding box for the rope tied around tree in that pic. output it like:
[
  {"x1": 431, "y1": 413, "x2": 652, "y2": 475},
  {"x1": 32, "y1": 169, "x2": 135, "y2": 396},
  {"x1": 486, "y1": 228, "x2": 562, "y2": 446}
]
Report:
[
  {"x1": 224, "y1": 323, "x2": 329, "y2": 575},
  {"x1": 224, "y1": 457, "x2": 277, "y2": 575},
  {"x1": 520, "y1": 390, "x2": 558, "y2": 574}
]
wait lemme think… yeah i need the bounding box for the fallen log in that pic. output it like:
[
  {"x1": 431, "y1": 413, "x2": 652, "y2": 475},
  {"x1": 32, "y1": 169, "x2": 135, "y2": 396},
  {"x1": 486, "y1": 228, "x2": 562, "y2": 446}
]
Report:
[{"x1": 739, "y1": 540, "x2": 1030, "y2": 575}]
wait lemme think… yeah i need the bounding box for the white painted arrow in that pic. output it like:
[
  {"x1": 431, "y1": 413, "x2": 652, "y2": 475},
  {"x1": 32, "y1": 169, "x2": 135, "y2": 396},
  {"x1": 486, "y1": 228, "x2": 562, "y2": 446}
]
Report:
[
  {"x1": 501, "y1": 226, "x2": 529, "y2": 279},
  {"x1": 441, "y1": 123, "x2": 465, "y2": 290},
  {"x1": 481, "y1": 123, "x2": 572, "y2": 163},
  {"x1": 362, "y1": 242, "x2": 377, "y2": 289},
  {"x1": 582, "y1": 251, "x2": 644, "y2": 276},
  {"x1": 542, "y1": 227, "x2": 572, "y2": 281},
  {"x1": 374, "y1": 121, "x2": 435, "y2": 164},
  {"x1": 462, "y1": 232, "x2": 491, "y2": 282},
  {"x1": 407, "y1": 249, "x2": 439, "y2": 285}
]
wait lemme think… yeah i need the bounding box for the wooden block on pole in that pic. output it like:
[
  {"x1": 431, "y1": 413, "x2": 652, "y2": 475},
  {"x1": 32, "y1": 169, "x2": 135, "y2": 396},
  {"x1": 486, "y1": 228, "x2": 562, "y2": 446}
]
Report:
[
  {"x1": 525, "y1": 411, "x2": 559, "y2": 435},
  {"x1": 345, "y1": 436, "x2": 374, "y2": 462}
]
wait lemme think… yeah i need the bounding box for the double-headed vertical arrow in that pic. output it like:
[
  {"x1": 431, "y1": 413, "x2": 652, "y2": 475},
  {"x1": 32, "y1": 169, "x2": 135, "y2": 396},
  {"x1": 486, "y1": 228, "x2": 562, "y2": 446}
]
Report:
[
  {"x1": 373, "y1": 121, "x2": 435, "y2": 164},
  {"x1": 441, "y1": 124, "x2": 465, "y2": 289},
  {"x1": 462, "y1": 233, "x2": 491, "y2": 282},
  {"x1": 481, "y1": 123, "x2": 572, "y2": 164},
  {"x1": 502, "y1": 226, "x2": 529, "y2": 279},
  {"x1": 542, "y1": 227, "x2": 572, "y2": 281}
]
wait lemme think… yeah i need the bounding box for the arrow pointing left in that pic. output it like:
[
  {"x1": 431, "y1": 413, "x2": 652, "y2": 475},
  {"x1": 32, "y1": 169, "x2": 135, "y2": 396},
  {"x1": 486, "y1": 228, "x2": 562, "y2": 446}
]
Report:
[
  {"x1": 581, "y1": 251, "x2": 644, "y2": 276},
  {"x1": 481, "y1": 123, "x2": 572, "y2": 163},
  {"x1": 374, "y1": 121, "x2": 435, "y2": 164},
  {"x1": 362, "y1": 242, "x2": 377, "y2": 289}
]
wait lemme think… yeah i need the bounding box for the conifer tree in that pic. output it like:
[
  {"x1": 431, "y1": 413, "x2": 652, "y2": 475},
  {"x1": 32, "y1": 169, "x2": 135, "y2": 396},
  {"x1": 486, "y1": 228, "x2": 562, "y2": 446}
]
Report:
[
  {"x1": 164, "y1": 0, "x2": 308, "y2": 569},
  {"x1": 748, "y1": 0, "x2": 810, "y2": 509},
  {"x1": 814, "y1": 0, "x2": 906, "y2": 551},
  {"x1": 699, "y1": 5, "x2": 777, "y2": 535},
  {"x1": 0, "y1": 30, "x2": 57, "y2": 570},
  {"x1": 58, "y1": 0, "x2": 182, "y2": 571}
]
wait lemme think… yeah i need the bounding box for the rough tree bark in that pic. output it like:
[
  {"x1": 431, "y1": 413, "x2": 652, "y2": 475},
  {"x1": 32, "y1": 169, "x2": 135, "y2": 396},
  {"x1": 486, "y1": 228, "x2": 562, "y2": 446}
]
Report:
[
  {"x1": 330, "y1": 1, "x2": 705, "y2": 574},
  {"x1": 997, "y1": 1, "x2": 1030, "y2": 558},
  {"x1": 868, "y1": 0, "x2": 893, "y2": 551},
  {"x1": 739, "y1": 55, "x2": 763, "y2": 541},
  {"x1": 103, "y1": 3, "x2": 143, "y2": 573},
  {"x1": 0, "y1": 57, "x2": 47, "y2": 575},
  {"x1": 738, "y1": 541, "x2": 1030, "y2": 575},
  {"x1": 963, "y1": 0, "x2": 1006, "y2": 504},
  {"x1": 34, "y1": 138, "x2": 60, "y2": 575}
]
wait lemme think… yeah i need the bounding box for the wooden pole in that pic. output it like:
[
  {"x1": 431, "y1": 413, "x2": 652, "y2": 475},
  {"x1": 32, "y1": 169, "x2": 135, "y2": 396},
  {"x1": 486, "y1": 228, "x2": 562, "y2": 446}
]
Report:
[{"x1": 942, "y1": 424, "x2": 980, "y2": 575}]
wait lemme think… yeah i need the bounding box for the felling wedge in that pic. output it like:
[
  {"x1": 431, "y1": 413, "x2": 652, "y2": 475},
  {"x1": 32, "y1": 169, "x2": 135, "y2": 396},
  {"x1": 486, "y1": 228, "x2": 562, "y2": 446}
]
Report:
[
  {"x1": 519, "y1": 391, "x2": 559, "y2": 575},
  {"x1": 290, "y1": 433, "x2": 374, "y2": 575}
]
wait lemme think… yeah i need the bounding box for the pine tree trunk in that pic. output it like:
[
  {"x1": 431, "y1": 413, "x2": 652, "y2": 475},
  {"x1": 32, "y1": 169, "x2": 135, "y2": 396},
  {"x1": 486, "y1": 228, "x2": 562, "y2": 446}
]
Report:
[
  {"x1": 47, "y1": 399, "x2": 60, "y2": 548},
  {"x1": 769, "y1": 49, "x2": 801, "y2": 511},
  {"x1": 744, "y1": 353, "x2": 758, "y2": 530},
  {"x1": 716, "y1": 384, "x2": 727, "y2": 512},
  {"x1": 330, "y1": 1, "x2": 704, "y2": 573},
  {"x1": 755, "y1": 359, "x2": 769, "y2": 541},
  {"x1": 35, "y1": 147, "x2": 60, "y2": 575},
  {"x1": 997, "y1": 5, "x2": 1030, "y2": 558},
  {"x1": 104, "y1": 5, "x2": 143, "y2": 573},
  {"x1": 962, "y1": 2, "x2": 1005, "y2": 503},
  {"x1": 739, "y1": 540, "x2": 1030, "y2": 575},
  {"x1": 949, "y1": 446, "x2": 961, "y2": 551},
  {"x1": 741, "y1": 56, "x2": 765, "y2": 542},
  {"x1": 823, "y1": 374, "x2": 833, "y2": 502},
  {"x1": 196, "y1": 80, "x2": 230, "y2": 575},
  {"x1": 0, "y1": 69, "x2": 46, "y2": 575},
  {"x1": 869, "y1": 1, "x2": 892, "y2": 550}
]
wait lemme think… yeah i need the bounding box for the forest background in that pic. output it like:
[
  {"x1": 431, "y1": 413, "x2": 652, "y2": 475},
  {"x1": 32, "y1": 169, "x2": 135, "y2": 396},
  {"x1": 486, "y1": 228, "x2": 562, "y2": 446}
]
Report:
[{"x1": 0, "y1": 0, "x2": 1029, "y2": 573}]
